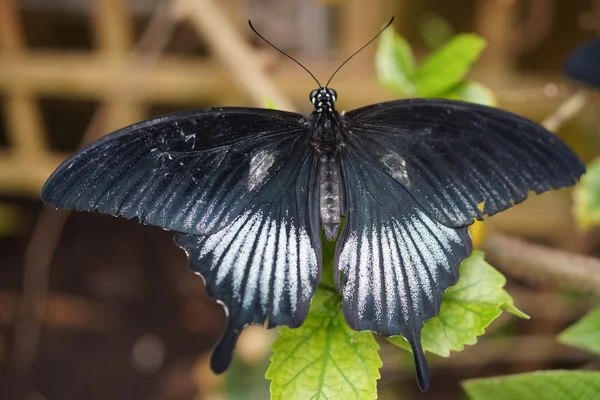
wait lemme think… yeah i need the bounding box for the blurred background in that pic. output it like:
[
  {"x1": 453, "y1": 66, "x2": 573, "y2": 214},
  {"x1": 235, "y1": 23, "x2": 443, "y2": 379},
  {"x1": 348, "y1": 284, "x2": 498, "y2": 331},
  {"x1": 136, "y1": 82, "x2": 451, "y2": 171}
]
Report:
[{"x1": 0, "y1": 0, "x2": 599, "y2": 399}]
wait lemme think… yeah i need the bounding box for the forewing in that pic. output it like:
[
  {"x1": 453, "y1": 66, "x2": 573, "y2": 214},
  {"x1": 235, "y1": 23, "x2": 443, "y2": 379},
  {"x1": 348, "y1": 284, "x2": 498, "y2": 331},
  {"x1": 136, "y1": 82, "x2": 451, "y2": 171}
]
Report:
[
  {"x1": 175, "y1": 147, "x2": 321, "y2": 373},
  {"x1": 336, "y1": 145, "x2": 472, "y2": 390},
  {"x1": 42, "y1": 108, "x2": 310, "y2": 235},
  {"x1": 343, "y1": 99, "x2": 585, "y2": 227},
  {"x1": 564, "y1": 38, "x2": 600, "y2": 88}
]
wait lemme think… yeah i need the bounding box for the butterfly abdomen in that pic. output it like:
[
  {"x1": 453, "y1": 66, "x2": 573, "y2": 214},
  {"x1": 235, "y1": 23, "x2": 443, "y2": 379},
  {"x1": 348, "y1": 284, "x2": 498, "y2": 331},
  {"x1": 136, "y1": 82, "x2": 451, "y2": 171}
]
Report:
[{"x1": 318, "y1": 151, "x2": 342, "y2": 241}]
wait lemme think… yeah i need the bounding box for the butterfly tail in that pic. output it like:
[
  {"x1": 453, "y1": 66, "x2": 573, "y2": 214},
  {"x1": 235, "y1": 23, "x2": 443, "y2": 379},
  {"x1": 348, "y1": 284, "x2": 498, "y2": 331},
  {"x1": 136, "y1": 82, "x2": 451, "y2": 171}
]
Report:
[
  {"x1": 409, "y1": 334, "x2": 430, "y2": 392},
  {"x1": 210, "y1": 322, "x2": 243, "y2": 374}
]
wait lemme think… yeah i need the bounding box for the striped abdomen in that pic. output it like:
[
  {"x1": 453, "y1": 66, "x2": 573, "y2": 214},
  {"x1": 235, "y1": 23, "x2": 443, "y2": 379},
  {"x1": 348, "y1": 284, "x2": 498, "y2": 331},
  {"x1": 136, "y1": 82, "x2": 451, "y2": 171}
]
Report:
[{"x1": 318, "y1": 152, "x2": 342, "y2": 241}]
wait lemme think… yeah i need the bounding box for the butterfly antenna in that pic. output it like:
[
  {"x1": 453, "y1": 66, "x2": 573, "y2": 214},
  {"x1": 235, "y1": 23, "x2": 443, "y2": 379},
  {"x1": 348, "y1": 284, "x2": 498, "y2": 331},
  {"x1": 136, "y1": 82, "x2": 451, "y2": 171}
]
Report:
[
  {"x1": 325, "y1": 16, "x2": 395, "y2": 88},
  {"x1": 248, "y1": 20, "x2": 322, "y2": 88}
]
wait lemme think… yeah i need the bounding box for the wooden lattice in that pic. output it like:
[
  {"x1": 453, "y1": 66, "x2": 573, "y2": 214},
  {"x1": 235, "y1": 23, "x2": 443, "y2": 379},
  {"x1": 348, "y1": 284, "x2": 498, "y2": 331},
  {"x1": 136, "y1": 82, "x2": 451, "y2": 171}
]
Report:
[{"x1": 0, "y1": 0, "x2": 393, "y2": 198}]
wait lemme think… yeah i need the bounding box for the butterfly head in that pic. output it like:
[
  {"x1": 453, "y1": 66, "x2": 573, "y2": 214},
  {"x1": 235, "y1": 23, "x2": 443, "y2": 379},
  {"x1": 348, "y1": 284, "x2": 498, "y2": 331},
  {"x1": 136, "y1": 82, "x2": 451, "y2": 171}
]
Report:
[{"x1": 310, "y1": 88, "x2": 337, "y2": 113}]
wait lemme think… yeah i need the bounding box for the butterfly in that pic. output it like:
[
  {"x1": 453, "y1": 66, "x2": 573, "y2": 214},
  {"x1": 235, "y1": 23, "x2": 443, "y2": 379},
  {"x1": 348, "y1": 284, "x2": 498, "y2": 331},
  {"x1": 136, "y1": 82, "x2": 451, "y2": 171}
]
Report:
[
  {"x1": 563, "y1": 37, "x2": 600, "y2": 89},
  {"x1": 41, "y1": 20, "x2": 585, "y2": 392}
]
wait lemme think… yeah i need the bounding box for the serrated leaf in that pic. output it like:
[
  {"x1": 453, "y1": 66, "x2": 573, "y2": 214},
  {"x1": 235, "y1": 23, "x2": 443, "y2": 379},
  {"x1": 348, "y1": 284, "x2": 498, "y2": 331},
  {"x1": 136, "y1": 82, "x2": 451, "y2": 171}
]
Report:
[
  {"x1": 266, "y1": 303, "x2": 381, "y2": 400},
  {"x1": 558, "y1": 307, "x2": 600, "y2": 356},
  {"x1": 375, "y1": 27, "x2": 416, "y2": 95},
  {"x1": 414, "y1": 34, "x2": 486, "y2": 97},
  {"x1": 463, "y1": 371, "x2": 600, "y2": 400},
  {"x1": 388, "y1": 251, "x2": 527, "y2": 356},
  {"x1": 574, "y1": 156, "x2": 600, "y2": 230},
  {"x1": 443, "y1": 81, "x2": 497, "y2": 106}
]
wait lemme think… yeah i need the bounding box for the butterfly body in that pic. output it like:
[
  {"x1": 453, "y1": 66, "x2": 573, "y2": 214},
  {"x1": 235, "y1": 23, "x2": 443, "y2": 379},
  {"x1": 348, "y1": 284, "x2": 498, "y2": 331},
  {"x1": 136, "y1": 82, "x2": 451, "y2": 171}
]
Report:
[
  {"x1": 42, "y1": 89, "x2": 585, "y2": 391},
  {"x1": 309, "y1": 88, "x2": 346, "y2": 241}
]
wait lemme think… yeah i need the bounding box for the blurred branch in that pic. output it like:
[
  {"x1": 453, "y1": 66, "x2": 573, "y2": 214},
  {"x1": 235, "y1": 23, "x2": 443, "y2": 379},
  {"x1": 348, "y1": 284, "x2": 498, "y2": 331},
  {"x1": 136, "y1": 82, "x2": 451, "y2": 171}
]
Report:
[
  {"x1": 380, "y1": 335, "x2": 590, "y2": 376},
  {"x1": 482, "y1": 232, "x2": 600, "y2": 296},
  {"x1": 509, "y1": 286, "x2": 596, "y2": 320},
  {"x1": 473, "y1": 0, "x2": 554, "y2": 78},
  {"x1": 0, "y1": 291, "x2": 119, "y2": 332},
  {"x1": 473, "y1": 0, "x2": 516, "y2": 79},
  {"x1": 542, "y1": 90, "x2": 589, "y2": 132},
  {"x1": 172, "y1": 0, "x2": 295, "y2": 111},
  {"x1": 434, "y1": 335, "x2": 589, "y2": 368},
  {"x1": 10, "y1": 0, "x2": 177, "y2": 379},
  {"x1": 0, "y1": 0, "x2": 23, "y2": 51},
  {"x1": 483, "y1": 192, "x2": 573, "y2": 243}
]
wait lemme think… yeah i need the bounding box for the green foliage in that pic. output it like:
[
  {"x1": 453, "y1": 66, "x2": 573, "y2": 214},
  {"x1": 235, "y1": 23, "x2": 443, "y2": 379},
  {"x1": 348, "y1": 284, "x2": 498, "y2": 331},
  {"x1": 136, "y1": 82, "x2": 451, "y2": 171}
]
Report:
[
  {"x1": 375, "y1": 26, "x2": 493, "y2": 105},
  {"x1": 376, "y1": 28, "x2": 416, "y2": 96},
  {"x1": 573, "y1": 156, "x2": 600, "y2": 230},
  {"x1": 419, "y1": 13, "x2": 454, "y2": 49},
  {"x1": 443, "y1": 81, "x2": 496, "y2": 107},
  {"x1": 414, "y1": 34, "x2": 486, "y2": 97},
  {"x1": 266, "y1": 293, "x2": 382, "y2": 400},
  {"x1": 225, "y1": 355, "x2": 271, "y2": 400},
  {"x1": 463, "y1": 371, "x2": 600, "y2": 400},
  {"x1": 388, "y1": 251, "x2": 528, "y2": 356},
  {"x1": 558, "y1": 307, "x2": 600, "y2": 356},
  {"x1": 265, "y1": 98, "x2": 277, "y2": 109}
]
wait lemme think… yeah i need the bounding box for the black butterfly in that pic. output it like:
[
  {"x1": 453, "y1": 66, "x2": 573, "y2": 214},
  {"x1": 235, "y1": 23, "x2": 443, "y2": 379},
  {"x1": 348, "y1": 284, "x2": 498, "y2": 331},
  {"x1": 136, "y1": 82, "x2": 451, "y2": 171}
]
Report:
[
  {"x1": 41, "y1": 24, "x2": 585, "y2": 392},
  {"x1": 564, "y1": 37, "x2": 600, "y2": 89}
]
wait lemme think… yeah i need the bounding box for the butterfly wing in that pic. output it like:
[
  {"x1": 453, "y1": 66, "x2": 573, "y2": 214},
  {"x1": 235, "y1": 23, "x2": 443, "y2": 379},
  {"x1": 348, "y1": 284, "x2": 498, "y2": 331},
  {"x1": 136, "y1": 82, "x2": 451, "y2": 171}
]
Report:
[
  {"x1": 42, "y1": 108, "x2": 313, "y2": 236},
  {"x1": 175, "y1": 144, "x2": 320, "y2": 373},
  {"x1": 342, "y1": 99, "x2": 585, "y2": 228},
  {"x1": 336, "y1": 144, "x2": 472, "y2": 391},
  {"x1": 564, "y1": 38, "x2": 600, "y2": 88},
  {"x1": 42, "y1": 108, "x2": 322, "y2": 373}
]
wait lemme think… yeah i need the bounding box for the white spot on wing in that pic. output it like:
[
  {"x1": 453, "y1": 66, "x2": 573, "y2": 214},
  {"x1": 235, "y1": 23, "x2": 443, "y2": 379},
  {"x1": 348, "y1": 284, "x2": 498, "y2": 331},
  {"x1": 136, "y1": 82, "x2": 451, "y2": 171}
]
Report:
[
  {"x1": 381, "y1": 151, "x2": 410, "y2": 188},
  {"x1": 247, "y1": 149, "x2": 276, "y2": 190}
]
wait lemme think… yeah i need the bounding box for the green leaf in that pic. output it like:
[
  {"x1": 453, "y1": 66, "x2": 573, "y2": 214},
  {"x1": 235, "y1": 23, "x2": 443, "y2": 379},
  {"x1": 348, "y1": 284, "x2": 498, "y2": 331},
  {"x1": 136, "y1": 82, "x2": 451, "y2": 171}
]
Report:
[
  {"x1": 320, "y1": 233, "x2": 337, "y2": 289},
  {"x1": 266, "y1": 299, "x2": 381, "y2": 400},
  {"x1": 388, "y1": 251, "x2": 528, "y2": 356},
  {"x1": 442, "y1": 81, "x2": 497, "y2": 106},
  {"x1": 419, "y1": 13, "x2": 454, "y2": 49},
  {"x1": 558, "y1": 307, "x2": 600, "y2": 356},
  {"x1": 574, "y1": 156, "x2": 600, "y2": 230},
  {"x1": 414, "y1": 34, "x2": 486, "y2": 97},
  {"x1": 265, "y1": 98, "x2": 277, "y2": 109},
  {"x1": 463, "y1": 371, "x2": 600, "y2": 400},
  {"x1": 375, "y1": 27, "x2": 416, "y2": 95}
]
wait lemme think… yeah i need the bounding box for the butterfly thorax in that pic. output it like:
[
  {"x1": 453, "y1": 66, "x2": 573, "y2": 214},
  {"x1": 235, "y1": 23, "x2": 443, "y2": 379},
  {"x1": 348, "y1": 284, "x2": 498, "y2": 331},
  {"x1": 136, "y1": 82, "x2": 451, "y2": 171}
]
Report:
[
  {"x1": 309, "y1": 88, "x2": 344, "y2": 241},
  {"x1": 311, "y1": 111, "x2": 343, "y2": 147},
  {"x1": 309, "y1": 87, "x2": 343, "y2": 148}
]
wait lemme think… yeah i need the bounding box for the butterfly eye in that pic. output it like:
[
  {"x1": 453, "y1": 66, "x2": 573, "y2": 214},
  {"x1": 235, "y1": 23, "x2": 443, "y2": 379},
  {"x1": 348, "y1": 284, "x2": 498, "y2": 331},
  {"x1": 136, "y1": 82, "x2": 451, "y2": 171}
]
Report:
[
  {"x1": 327, "y1": 88, "x2": 337, "y2": 103},
  {"x1": 309, "y1": 89, "x2": 319, "y2": 104}
]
